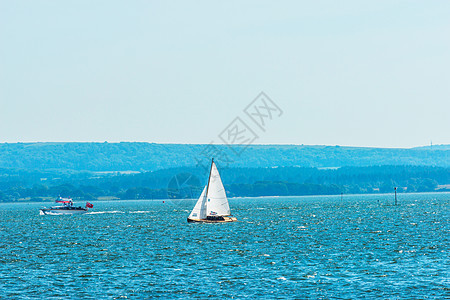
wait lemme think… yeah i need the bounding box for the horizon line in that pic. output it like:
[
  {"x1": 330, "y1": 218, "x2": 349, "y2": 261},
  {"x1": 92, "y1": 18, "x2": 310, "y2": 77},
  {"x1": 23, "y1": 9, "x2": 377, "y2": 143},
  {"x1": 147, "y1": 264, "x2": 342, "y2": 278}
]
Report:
[{"x1": 0, "y1": 141, "x2": 447, "y2": 150}]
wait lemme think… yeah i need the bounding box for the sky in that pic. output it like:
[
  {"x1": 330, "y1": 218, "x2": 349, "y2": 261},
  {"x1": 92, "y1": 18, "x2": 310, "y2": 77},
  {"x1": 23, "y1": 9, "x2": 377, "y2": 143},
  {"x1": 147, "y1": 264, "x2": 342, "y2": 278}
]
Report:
[{"x1": 1, "y1": 0, "x2": 449, "y2": 148}]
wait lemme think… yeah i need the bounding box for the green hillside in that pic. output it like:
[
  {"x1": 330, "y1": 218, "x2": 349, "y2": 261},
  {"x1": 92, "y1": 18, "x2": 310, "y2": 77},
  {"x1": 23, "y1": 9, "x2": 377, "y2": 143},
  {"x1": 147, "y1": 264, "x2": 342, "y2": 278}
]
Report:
[
  {"x1": 1, "y1": 143, "x2": 448, "y2": 202},
  {"x1": 0, "y1": 142, "x2": 448, "y2": 172}
]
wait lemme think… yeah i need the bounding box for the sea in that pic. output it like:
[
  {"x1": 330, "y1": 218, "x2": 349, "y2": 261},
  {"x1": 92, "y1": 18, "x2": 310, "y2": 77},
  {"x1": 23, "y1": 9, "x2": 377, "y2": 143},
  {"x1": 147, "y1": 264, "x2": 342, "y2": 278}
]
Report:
[{"x1": 0, "y1": 193, "x2": 448, "y2": 299}]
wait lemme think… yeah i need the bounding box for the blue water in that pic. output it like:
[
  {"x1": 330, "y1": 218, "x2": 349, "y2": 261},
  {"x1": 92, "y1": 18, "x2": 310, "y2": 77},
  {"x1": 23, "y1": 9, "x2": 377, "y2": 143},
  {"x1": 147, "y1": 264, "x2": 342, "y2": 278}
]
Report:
[{"x1": 0, "y1": 193, "x2": 448, "y2": 299}]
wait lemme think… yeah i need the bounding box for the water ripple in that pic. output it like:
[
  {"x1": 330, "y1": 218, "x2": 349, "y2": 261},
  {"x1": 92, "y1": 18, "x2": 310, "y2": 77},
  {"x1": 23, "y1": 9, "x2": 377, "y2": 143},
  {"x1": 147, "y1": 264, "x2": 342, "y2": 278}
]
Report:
[{"x1": 0, "y1": 193, "x2": 448, "y2": 299}]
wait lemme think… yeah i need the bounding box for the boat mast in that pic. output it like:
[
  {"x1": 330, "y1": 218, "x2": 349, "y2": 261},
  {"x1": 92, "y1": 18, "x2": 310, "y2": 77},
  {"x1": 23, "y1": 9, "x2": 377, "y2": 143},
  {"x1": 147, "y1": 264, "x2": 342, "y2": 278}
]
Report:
[{"x1": 205, "y1": 158, "x2": 214, "y2": 201}]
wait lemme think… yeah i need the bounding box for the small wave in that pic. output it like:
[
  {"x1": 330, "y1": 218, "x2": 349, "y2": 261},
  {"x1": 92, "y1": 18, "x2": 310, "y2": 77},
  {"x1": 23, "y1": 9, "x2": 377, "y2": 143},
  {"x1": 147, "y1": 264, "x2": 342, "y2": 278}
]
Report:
[
  {"x1": 305, "y1": 273, "x2": 317, "y2": 278},
  {"x1": 129, "y1": 211, "x2": 152, "y2": 214}
]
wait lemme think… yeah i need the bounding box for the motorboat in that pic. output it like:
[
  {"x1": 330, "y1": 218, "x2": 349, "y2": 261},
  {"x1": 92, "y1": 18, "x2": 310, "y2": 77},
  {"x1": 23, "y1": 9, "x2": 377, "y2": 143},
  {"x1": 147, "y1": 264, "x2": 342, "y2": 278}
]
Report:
[{"x1": 40, "y1": 197, "x2": 93, "y2": 215}]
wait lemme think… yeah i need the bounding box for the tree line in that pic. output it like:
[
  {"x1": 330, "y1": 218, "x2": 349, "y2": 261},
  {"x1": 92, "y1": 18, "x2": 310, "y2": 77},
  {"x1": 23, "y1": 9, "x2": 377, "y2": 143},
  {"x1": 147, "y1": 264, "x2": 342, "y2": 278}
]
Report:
[
  {"x1": 0, "y1": 142, "x2": 449, "y2": 172},
  {"x1": 0, "y1": 165, "x2": 448, "y2": 202}
]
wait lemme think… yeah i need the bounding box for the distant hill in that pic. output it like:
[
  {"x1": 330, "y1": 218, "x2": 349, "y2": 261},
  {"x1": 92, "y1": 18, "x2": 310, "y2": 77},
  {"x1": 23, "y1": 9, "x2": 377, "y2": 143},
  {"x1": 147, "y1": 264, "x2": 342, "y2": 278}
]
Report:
[
  {"x1": 0, "y1": 142, "x2": 449, "y2": 172},
  {"x1": 0, "y1": 165, "x2": 448, "y2": 201},
  {"x1": 1, "y1": 143, "x2": 449, "y2": 201}
]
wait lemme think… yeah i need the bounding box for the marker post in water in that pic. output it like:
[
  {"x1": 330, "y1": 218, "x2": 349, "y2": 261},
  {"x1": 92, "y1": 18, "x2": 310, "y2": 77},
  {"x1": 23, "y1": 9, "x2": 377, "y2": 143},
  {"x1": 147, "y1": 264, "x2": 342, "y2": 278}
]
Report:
[{"x1": 394, "y1": 187, "x2": 397, "y2": 205}]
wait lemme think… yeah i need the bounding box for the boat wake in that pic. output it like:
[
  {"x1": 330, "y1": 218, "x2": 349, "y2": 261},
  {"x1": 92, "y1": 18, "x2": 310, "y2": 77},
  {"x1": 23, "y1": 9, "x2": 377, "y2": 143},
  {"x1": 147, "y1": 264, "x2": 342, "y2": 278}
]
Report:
[{"x1": 86, "y1": 211, "x2": 125, "y2": 215}]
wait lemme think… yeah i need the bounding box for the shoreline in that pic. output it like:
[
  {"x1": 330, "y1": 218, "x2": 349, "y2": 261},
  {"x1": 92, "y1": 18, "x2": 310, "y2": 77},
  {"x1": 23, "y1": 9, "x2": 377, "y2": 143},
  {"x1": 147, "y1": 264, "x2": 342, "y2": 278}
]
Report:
[{"x1": 1, "y1": 190, "x2": 449, "y2": 205}]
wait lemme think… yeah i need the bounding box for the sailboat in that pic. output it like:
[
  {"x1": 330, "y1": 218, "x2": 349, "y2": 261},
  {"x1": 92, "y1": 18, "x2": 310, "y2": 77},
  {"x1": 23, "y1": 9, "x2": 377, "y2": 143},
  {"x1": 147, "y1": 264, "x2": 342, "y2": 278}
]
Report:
[{"x1": 187, "y1": 159, "x2": 237, "y2": 223}]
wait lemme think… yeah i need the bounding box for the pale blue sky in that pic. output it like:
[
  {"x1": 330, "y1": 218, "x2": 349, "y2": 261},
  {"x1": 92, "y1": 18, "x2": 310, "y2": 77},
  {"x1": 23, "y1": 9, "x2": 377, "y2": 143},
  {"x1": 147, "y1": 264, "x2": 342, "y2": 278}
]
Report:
[{"x1": 1, "y1": 1, "x2": 449, "y2": 147}]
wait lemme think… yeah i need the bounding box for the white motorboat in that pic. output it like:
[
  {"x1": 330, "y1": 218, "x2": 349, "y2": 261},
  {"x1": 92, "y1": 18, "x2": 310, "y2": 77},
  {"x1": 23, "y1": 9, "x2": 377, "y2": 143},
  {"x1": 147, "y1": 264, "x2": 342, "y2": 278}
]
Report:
[{"x1": 40, "y1": 197, "x2": 93, "y2": 215}]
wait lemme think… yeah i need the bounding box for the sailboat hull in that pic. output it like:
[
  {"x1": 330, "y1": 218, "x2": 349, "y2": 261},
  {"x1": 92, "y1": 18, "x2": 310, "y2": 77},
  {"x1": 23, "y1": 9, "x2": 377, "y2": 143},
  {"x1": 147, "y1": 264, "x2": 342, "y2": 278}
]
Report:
[{"x1": 187, "y1": 216, "x2": 237, "y2": 223}]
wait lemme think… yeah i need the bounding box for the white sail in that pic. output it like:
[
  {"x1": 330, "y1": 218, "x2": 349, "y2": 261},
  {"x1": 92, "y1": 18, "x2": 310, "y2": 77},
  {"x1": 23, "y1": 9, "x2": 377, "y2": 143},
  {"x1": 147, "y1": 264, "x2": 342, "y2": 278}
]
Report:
[
  {"x1": 188, "y1": 186, "x2": 207, "y2": 219},
  {"x1": 206, "y1": 162, "x2": 231, "y2": 216}
]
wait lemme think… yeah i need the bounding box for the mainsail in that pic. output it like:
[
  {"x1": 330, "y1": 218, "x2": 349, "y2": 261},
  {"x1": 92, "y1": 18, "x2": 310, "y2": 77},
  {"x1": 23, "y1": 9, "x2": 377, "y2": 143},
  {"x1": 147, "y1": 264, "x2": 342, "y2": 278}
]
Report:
[{"x1": 205, "y1": 162, "x2": 230, "y2": 216}]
